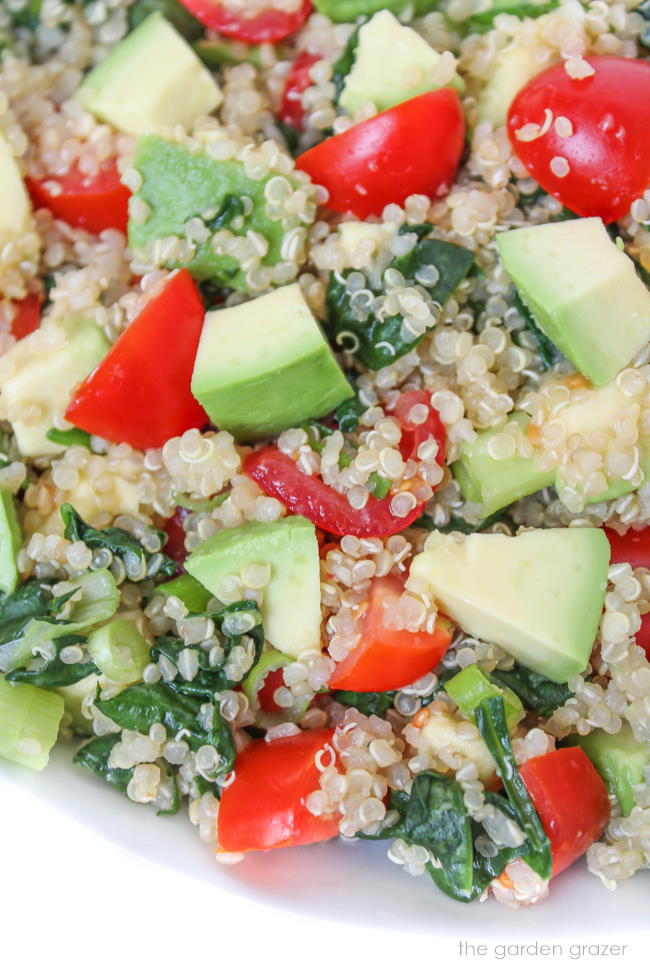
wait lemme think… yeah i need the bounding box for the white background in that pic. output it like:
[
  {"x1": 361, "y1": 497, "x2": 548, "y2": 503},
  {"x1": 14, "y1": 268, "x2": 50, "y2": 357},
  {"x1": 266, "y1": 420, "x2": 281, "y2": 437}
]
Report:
[{"x1": 0, "y1": 772, "x2": 645, "y2": 975}]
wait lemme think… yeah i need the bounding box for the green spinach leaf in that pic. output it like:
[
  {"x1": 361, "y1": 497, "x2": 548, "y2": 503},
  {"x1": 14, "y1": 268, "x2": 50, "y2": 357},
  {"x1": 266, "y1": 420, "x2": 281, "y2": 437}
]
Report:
[
  {"x1": 0, "y1": 579, "x2": 55, "y2": 645},
  {"x1": 74, "y1": 733, "x2": 134, "y2": 794},
  {"x1": 5, "y1": 635, "x2": 98, "y2": 688},
  {"x1": 414, "y1": 507, "x2": 510, "y2": 534},
  {"x1": 128, "y1": 0, "x2": 204, "y2": 40},
  {"x1": 490, "y1": 662, "x2": 571, "y2": 719},
  {"x1": 331, "y1": 24, "x2": 361, "y2": 100},
  {"x1": 512, "y1": 288, "x2": 561, "y2": 370},
  {"x1": 333, "y1": 690, "x2": 395, "y2": 717}
]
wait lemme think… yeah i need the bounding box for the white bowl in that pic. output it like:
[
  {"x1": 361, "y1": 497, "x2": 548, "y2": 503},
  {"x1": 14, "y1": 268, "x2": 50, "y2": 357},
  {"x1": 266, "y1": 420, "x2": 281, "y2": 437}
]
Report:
[{"x1": 1, "y1": 743, "x2": 646, "y2": 936}]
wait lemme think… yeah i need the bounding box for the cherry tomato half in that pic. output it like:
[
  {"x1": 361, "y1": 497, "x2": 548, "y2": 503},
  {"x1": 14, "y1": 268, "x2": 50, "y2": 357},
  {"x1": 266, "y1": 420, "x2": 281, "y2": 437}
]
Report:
[
  {"x1": 508, "y1": 56, "x2": 650, "y2": 225},
  {"x1": 7, "y1": 292, "x2": 43, "y2": 340},
  {"x1": 178, "y1": 0, "x2": 312, "y2": 43},
  {"x1": 279, "y1": 50, "x2": 321, "y2": 130},
  {"x1": 27, "y1": 159, "x2": 130, "y2": 235}
]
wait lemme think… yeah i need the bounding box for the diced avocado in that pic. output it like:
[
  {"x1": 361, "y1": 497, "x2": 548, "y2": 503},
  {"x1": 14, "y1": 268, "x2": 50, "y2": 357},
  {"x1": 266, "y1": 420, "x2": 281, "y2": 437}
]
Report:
[
  {"x1": 185, "y1": 517, "x2": 321, "y2": 658},
  {"x1": 337, "y1": 221, "x2": 396, "y2": 268},
  {"x1": 452, "y1": 412, "x2": 554, "y2": 517},
  {"x1": 446, "y1": 664, "x2": 524, "y2": 730},
  {"x1": 0, "y1": 129, "x2": 32, "y2": 240},
  {"x1": 339, "y1": 10, "x2": 463, "y2": 117},
  {"x1": 567, "y1": 727, "x2": 650, "y2": 817},
  {"x1": 191, "y1": 284, "x2": 353, "y2": 441},
  {"x1": 497, "y1": 219, "x2": 650, "y2": 386},
  {"x1": 0, "y1": 487, "x2": 21, "y2": 596},
  {"x1": 0, "y1": 318, "x2": 109, "y2": 458},
  {"x1": 476, "y1": 44, "x2": 549, "y2": 128},
  {"x1": 77, "y1": 13, "x2": 222, "y2": 137},
  {"x1": 56, "y1": 673, "x2": 98, "y2": 736},
  {"x1": 408, "y1": 527, "x2": 610, "y2": 683},
  {"x1": 154, "y1": 573, "x2": 211, "y2": 614},
  {"x1": 313, "y1": 0, "x2": 437, "y2": 20},
  {"x1": 128, "y1": 135, "x2": 309, "y2": 294}
]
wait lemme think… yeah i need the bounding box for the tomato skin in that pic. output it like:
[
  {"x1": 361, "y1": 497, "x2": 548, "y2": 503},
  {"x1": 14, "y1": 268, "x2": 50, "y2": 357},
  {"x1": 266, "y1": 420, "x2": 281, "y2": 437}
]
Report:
[
  {"x1": 279, "y1": 51, "x2": 321, "y2": 130},
  {"x1": 507, "y1": 57, "x2": 650, "y2": 225},
  {"x1": 162, "y1": 508, "x2": 189, "y2": 573},
  {"x1": 243, "y1": 446, "x2": 426, "y2": 537},
  {"x1": 520, "y1": 747, "x2": 610, "y2": 876},
  {"x1": 65, "y1": 270, "x2": 209, "y2": 450},
  {"x1": 257, "y1": 667, "x2": 286, "y2": 712},
  {"x1": 390, "y1": 390, "x2": 445, "y2": 464},
  {"x1": 604, "y1": 526, "x2": 650, "y2": 572},
  {"x1": 8, "y1": 292, "x2": 43, "y2": 340},
  {"x1": 26, "y1": 159, "x2": 130, "y2": 235},
  {"x1": 329, "y1": 575, "x2": 453, "y2": 692},
  {"x1": 296, "y1": 89, "x2": 465, "y2": 219},
  {"x1": 217, "y1": 729, "x2": 340, "y2": 853},
  {"x1": 178, "y1": 0, "x2": 312, "y2": 43}
]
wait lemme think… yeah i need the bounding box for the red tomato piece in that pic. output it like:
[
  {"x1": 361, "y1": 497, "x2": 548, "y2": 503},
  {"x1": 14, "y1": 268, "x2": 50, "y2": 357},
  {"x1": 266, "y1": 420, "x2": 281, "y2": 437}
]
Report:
[
  {"x1": 217, "y1": 728, "x2": 339, "y2": 853},
  {"x1": 520, "y1": 747, "x2": 610, "y2": 877},
  {"x1": 26, "y1": 159, "x2": 130, "y2": 235},
  {"x1": 162, "y1": 508, "x2": 189, "y2": 573},
  {"x1": 65, "y1": 270, "x2": 209, "y2": 450},
  {"x1": 178, "y1": 0, "x2": 312, "y2": 43},
  {"x1": 296, "y1": 89, "x2": 465, "y2": 219},
  {"x1": 257, "y1": 667, "x2": 286, "y2": 712},
  {"x1": 390, "y1": 390, "x2": 446, "y2": 464},
  {"x1": 605, "y1": 526, "x2": 650, "y2": 572},
  {"x1": 329, "y1": 575, "x2": 453, "y2": 692},
  {"x1": 508, "y1": 56, "x2": 650, "y2": 225},
  {"x1": 279, "y1": 50, "x2": 321, "y2": 130},
  {"x1": 243, "y1": 446, "x2": 427, "y2": 538},
  {"x1": 8, "y1": 292, "x2": 43, "y2": 340}
]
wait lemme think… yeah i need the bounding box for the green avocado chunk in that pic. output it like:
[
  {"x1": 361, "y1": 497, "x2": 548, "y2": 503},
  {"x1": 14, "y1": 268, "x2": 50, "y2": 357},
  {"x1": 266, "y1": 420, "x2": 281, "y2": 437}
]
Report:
[
  {"x1": 185, "y1": 517, "x2": 321, "y2": 659},
  {"x1": 409, "y1": 527, "x2": 610, "y2": 683},
  {"x1": 154, "y1": 574, "x2": 212, "y2": 614},
  {"x1": 497, "y1": 219, "x2": 650, "y2": 387},
  {"x1": 0, "y1": 487, "x2": 21, "y2": 596},
  {"x1": 567, "y1": 727, "x2": 650, "y2": 817},
  {"x1": 128, "y1": 135, "x2": 311, "y2": 294},
  {"x1": 191, "y1": 283, "x2": 353, "y2": 441}
]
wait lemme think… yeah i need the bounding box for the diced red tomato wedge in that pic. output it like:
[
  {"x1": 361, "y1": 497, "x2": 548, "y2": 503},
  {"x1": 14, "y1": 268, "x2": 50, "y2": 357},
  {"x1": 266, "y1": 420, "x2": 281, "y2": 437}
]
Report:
[
  {"x1": 329, "y1": 575, "x2": 453, "y2": 692},
  {"x1": 26, "y1": 158, "x2": 130, "y2": 235},
  {"x1": 257, "y1": 667, "x2": 287, "y2": 712},
  {"x1": 162, "y1": 508, "x2": 189, "y2": 573},
  {"x1": 65, "y1": 269, "x2": 209, "y2": 450},
  {"x1": 604, "y1": 526, "x2": 650, "y2": 572},
  {"x1": 634, "y1": 612, "x2": 650, "y2": 663},
  {"x1": 217, "y1": 728, "x2": 340, "y2": 853},
  {"x1": 279, "y1": 50, "x2": 321, "y2": 130},
  {"x1": 296, "y1": 89, "x2": 465, "y2": 219},
  {"x1": 519, "y1": 747, "x2": 610, "y2": 877},
  {"x1": 7, "y1": 292, "x2": 43, "y2": 340},
  {"x1": 178, "y1": 0, "x2": 312, "y2": 43},
  {"x1": 507, "y1": 56, "x2": 650, "y2": 225},
  {"x1": 244, "y1": 446, "x2": 427, "y2": 537},
  {"x1": 390, "y1": 390, "x2": 446, "y2": 464}
]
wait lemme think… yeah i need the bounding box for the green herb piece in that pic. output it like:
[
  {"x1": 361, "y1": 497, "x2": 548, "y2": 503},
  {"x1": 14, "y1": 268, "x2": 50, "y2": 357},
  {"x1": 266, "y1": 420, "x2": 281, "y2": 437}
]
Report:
[
  {"x1": 490, "y1": 662, "x2": 572, "y2": 719},
  {"x1": 445, "y1": 664, "x2": 524, "y2": 729},
  {"x1": 154, "y1": 574, "x2": 212, "y2": 614},
  {"x1": 46, "y1": 427, "x2": 92, "y2": 448},
  {"x1": 333, "y1": 690, "x2": 395, "y2": 717},
  {"x1": 325, "y1": 238, "x2": 474, "y2": 369},
  {"x1": 476, "y1": 696, "x2": 552, "y2": 881},
  {"x1": 95, "y1": 682, "x2": 236, "y2": 776},
  {"x1": 367, "y1": 471, "x2": 392, "y2": 499},
  {"x1": 0, "y1": 579, "x2": 55, "y2": 645},
  {"x1": 151, "y1": 600, "x2": 264, "y2": 698},
  {"x1": 172, "y1": 491, "x2": 230, "y2": 513},
  {"x1": 512, "y1": 288, "x2": 562, "y2": 370},
  {"x1": 128, "y1": 0, "x2": 204, "y2": 40},
  {"x1": 5, "y1": 635, "x2": 98, "y2": 688},
  {"x1": 331, "y1": 23, "x2": 362, "y2": 99},
  {"x1": 335, "y1": 393, "x2": 364, "y2": 433},
  {"x1": 74, "y1": 733, "x2": 133, "y2": 794},
  {"x1": 414, "y1": 507, "x2": 510, "y2": 534},
  {"x1": 206, "y1": 194, "x2": 245, "y2": 232},
  {"x1": 61, "y1": 503, "x2": 176, "y2": 581}
]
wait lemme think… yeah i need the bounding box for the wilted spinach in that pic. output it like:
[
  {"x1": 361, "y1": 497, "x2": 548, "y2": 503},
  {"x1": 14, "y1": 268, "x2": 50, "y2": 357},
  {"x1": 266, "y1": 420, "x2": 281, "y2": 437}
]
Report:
[
  {"x1": 5, "y1": 635, "x2": 98, "y2": 688},
  {"x1": 333, "y1": 690, "x2": 395, "y2": 717},
  {"x1": 512, "y1": 288, "x2": 562, "y2": 370},
  {"x1": 490, "y1": 662, "x2": 571, "y2": 719},
  {"x1": 331, "y1": 23, "x2": 361, "y2": 99}
]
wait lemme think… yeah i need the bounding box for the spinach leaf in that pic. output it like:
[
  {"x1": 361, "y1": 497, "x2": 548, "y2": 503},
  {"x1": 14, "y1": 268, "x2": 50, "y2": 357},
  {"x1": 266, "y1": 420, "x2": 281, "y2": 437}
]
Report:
[
  {"x1": 406, "y1": 772, "x2": 474, "y2": 899},
  {"x1": 475, "y1": 696, "x2": 552, "y2": 881},
  {"x1": 206, "y1": 194, "x2": 245, "y2": 232},
  {"x1": 414, "y1": 507, "x2": 510, "y2": 534},
  {"x1": 61, "y1": 503, "x2": 176, "y2": 581},
  {"x1": 74, "y1": 734, "x2": 134, "y2": 795},
  {"x1": 335, "y1": 394, "x2": 364, "y2": 433},
  {"x1": 512, "y1": 288, "x2": 561, "y2": 370},
  {"x1": 46, "y1": 427, "x2": 92, "y2": 449},
  {"x1": 0, "y1": 579, "x2": 55, "y2": 645},
  {"x1": 333, "y1": 690, "x2": 395, "y2": 717},
  {"x1": 95, "y1": 681, "x2": 236, "y2": 776},
  {"x1": 275, "y1": 120, "x2": 302, "y2": 155},
  {"x1": 490, "y1": 662, "x2": 571, "y2": 719},
  {"x1": 128, "y1": 0, "x2": 204, "y2": 40},
  {"x1": 325, "y1": 238, "x2": 474, "y2": 370},
  {"x1": 466, "y1": 1, "x2": 558, "y2": 33},
  {"x1": 158, "y1": 764, "x2": 181, "y2": 817},
  {"x1": 5, "y1": 635, "x2": 98, "y2": 688},
  {"x1": 367, "y1": 472, "x2": 391, "y2": 499},
  {"x1": 151, "y1": 600, "x2": 264, "y2": 699},
  {"x1": 331, "y1": 24, "x2": 361, "y2": 100}
]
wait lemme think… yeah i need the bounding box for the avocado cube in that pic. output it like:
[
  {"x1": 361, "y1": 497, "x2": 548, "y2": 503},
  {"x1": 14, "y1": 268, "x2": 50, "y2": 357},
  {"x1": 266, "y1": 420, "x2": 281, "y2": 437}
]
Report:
[
  {"x1": 0, "y1": 486, "x2": 21, "y2": 596},
  {"x1": 498, "y1": 219, "x2": 650, "y2": 386},
  {"x1": 409, "y1": 527, "x2": 610, "y2": 683},
  {"x1": 567, "y1": 727, "x2": 650, "y2": 817},
  {"x1": 77, "y1": 13, "x2": 222, "y2": 137},
  {"x1": 0, "y1": 318, "x2": 109, "y2": 458},
  {"x1": 185, "y1": 517, "x2": 321, "y2": 658},
  {"x1": 339, "y1": 10, "x2": 463, "y2": 118},
  {"x1": 191, "y1": 284, "x2": 353, "y2": 441}
]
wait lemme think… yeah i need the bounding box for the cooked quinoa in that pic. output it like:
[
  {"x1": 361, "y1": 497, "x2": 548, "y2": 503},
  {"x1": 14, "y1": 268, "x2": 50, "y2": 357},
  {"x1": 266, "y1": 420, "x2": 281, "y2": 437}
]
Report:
[{"x1": 1, "y1": 0, "x2": 650, "y2": 912}]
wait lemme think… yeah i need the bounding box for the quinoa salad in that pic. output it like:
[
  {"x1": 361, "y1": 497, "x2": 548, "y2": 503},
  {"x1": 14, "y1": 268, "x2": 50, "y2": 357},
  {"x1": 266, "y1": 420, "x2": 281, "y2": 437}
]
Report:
[{"x1": 1, "y1": 0, "x2": 650, "y2": 911}]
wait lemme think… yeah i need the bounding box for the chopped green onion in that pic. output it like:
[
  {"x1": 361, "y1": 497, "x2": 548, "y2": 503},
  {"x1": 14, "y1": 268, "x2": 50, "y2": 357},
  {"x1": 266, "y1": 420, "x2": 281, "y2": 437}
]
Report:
[
  {"x1": 446, "y1": 664, "x2": 524, "y2": 730},
  {"x1": 0, "y1": 676, "x2": 64, "y2": 771},
  {"x1": 88, "y1": 618, "x2": 150, "y2": 683},
  {"x1": 46, "y1": 427, "x2": 92, "y2": 448}
]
